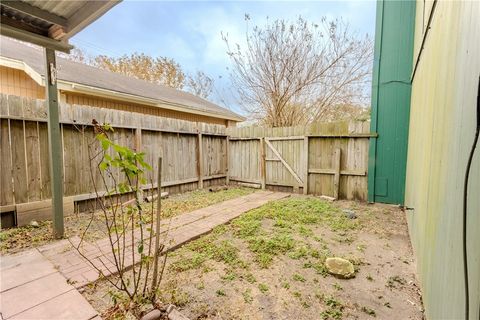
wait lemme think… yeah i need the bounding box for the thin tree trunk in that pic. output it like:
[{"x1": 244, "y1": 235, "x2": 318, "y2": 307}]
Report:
[{"x1": 151, "y1": 157, "x2": 162, "y2": 300}]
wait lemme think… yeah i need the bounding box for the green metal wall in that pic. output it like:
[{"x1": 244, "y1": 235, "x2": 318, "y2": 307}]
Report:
[{"x1": 368, "y1": 0, "x2": 416, "y2": 204}]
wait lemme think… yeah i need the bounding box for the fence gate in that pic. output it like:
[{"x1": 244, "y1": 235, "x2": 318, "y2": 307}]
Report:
[{"x1": 263, "y1": 136, "x2": 306, "y2": 192}]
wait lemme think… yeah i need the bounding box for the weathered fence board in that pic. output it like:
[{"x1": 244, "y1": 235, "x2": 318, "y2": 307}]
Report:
[
  {"x1": 1, "y1": 93, "x2": 372, "y2": 226},
  {"x1": 0, "y1": 94, "x2": 228, "y2": 214},
  {"x1": 227, "y1": 120, "x2": 371, "y2": 200}
]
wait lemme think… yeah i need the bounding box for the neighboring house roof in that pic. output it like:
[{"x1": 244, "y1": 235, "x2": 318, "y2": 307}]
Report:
[{"x1": 0, "y1": 36, "x2": 244, "y2": 121}]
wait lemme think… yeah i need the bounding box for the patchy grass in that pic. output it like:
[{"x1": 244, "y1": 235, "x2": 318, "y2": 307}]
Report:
[
  {"x1": 0, "y1": 187, "x2": 254, "y2": 255},
  {"x1": 258, "y1": 283, "x2": 269, "y2": 294},
  {"x1": 361, "y1": 305, "x2": 377, "y2": 317},
  {"x1": 321, "y1": 296, "x2": 345, "y2": 319},
  {"x1": 83, "y1": 195, "x2": 424, "y2": 320}
]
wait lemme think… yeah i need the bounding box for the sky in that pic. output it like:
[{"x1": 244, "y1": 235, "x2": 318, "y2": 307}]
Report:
[{"x1": 71, "y1": 1, "x2": 377, "y2": 113}]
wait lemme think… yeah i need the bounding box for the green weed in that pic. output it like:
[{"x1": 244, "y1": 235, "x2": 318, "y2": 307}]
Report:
[
  {"x1": 321, "y1": 296, "x2": 344, "y2": 320},
  {"x1": 243, "y1": 289, "x2": 253, "y2": 303},
  {"x1": 258, "y1": 283, "x2": 269, "y2": 294},
  {"x1": 361, "y1": 306, "x2": 376, "y2": 317},
  {"x1": 292, "y1": 274, "x2": 306, "y2": 282}
]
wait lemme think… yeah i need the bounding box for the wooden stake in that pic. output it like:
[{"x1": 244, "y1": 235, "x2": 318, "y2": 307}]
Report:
[{"x1": 151, "y1": 157, "x2": 162, "y2": 292}]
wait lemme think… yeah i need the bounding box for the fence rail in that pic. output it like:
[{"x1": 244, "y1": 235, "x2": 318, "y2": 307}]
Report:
[
  {"x1": 0, "y1": 95, "x2": 227, "y2": 225},
  {"x1": 226, "y1": 121, "x2": 371, "y2": 200},
  {"x1": 1, "y1": 94, "x2": 371, "y2": 226}
]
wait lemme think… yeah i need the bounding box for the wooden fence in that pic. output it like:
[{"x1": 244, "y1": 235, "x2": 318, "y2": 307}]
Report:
[
  {"x1": 0, "y1": 94, "x2": 227, "y2": 225},
  {"x1": 226, "y1": 121, "x2": 372, "y2": 200},
  {"x1": 0, "y1": 94, "x2": 372, "y2": 226}
]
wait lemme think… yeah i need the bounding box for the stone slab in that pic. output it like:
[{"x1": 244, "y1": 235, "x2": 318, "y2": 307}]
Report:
[
  {"x1": 9, "y1": 289, "x2": 98, "y2": 320},
  {"x1": 0, "y1": 273, "x2": 72, "y2": 319},
  {"x1": 0, "y1": 249, "x2": 56, "y2": 292}
]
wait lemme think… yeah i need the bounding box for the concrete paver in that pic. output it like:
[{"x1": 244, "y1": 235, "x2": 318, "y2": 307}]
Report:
[
  {"x1": 0, "y1": 250, "x2": 98, "y2": 320},
  {"x1": 40, "y1": 191, "x2": 289, "y2": 288},
  {"x1": 9, "y1": 290, "x2": 98, "y2": 320},
  {"x1": 0, "y1": 250, "x2": 56, "y2": 292}
]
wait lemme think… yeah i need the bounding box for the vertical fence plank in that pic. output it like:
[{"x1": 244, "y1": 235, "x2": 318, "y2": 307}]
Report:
[
  {"x1": 303, "y1": 136, "x2": 309, "y2": 195},
  {"x1": 260, "y1": 138, "x2": 266, "y2": 189},
  {"x1": 0, "y1": 119, "x2": 14, "y2": 205},
  {"x1": 197, "y1": 133, "x2": 203, "y2": 189},
  {"x1": 333, "y1": 148, "x2": 341, "y2": 199},
  {"x1": 11, "y1": 120, "x2": 28, "y2": 204},
  {"x1": 25, "y1": 121, "x2": 41, "y2": 202},
  {"x1": 226, "y1": 136, "x2": 230, "y2": 185}
]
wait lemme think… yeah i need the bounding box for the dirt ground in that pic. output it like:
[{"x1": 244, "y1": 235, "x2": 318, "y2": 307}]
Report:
[
  {"x1": 0, "y1": 188, "x2": 254, "y2": 255},
  {"x1": 83, "y1": 194, "x2": 424, "y2": 320}
]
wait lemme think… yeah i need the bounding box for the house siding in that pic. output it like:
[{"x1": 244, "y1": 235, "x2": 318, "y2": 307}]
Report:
[
  {"x1": 0, "y1": 66, "x2": 44, "y2": 99},
  {"x1": 64, "y1": 92, "x2": 228, "y2": 126},
  {"x1": 405, "y1": 1, "x2": 480, "y2": 318},
  {"x1": 0, "y1": 66, "x2": 233, "y2": 126}
]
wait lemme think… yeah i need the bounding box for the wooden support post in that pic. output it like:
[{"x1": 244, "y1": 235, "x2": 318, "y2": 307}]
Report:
[
  {"x1": 45, "y1": 48, "x2": 64, "y2": 238},
  {"x1": 197, "y1": 133, "x2": 203, "y2": 189},
  {"x1": 333, "y1": 148, "x2": 341, "y2": 199},
  {"x1": 225, "y1": 136, "x2": 230, "y2": 185},
  {"x1": 303, "y1": 136, "x2": 309, "y2": 195},
  {"x1": 260, "y1": 137, "x2": 266, "y2": 189}
]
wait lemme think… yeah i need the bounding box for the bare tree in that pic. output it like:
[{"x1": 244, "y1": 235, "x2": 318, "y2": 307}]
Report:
[
  {"x1": 223, "y1": 16, "x2": 373, "y2": 127},
  {"x1": 186, "y1": 71, "x2": 214, "y2": 99}
]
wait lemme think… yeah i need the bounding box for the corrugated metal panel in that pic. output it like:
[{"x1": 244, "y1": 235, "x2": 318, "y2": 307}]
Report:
[
  {"x1": 368, "y1": 0, "x2": 416, "y2": 204},
  {"x1": 24, "y1": 0, "x2": 85, "y2": 19},
  {"x1": 0, "y1": 5, "x2": 52, "y2": 30},
  {"x1": 405, "y1": 0, "x2": 480, "y2": 318}
]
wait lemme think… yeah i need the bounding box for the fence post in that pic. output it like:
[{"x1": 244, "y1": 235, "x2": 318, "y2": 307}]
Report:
[
  {"x1": 303, "y1": 136, "x2": 309, "y2": 195},
  {"x1": 260, "y1": 137, "x2": 266, "y2": 189},
  {"x1": 333, "y1": 148, "x2": 341, "y2": 199},
  {"x1": 197, "y1": 133, "x2": 203, "y2": 189}
]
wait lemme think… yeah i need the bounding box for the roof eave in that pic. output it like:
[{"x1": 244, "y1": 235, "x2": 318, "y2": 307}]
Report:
[
  {"x1": 0, "y1": 55, "x2": 244, "y2": 122},
  {"x1": 62, "y1": 81, "x2": 245, "y2": 122}
]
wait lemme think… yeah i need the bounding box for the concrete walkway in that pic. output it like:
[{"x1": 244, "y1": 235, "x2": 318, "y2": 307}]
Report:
[
  {"x1": 0, "y1": 249, "x2": 99, "y2": 320},
  {"x1": 1, "y1": 191, "x2": 289, "y2": 319},
  {"x1": 39, "y1": 191, "x2": 289, "y2": 288}
]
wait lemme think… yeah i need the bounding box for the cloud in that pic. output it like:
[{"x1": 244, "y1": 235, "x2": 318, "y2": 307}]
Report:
[{"x1": 71, "y1": 1, "x2": 376, "y2": 109}]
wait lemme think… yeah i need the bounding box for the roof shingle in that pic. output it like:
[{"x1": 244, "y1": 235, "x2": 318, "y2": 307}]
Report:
[{"x1": 0, "y1": 36, "x2": 243, "y2": 121}]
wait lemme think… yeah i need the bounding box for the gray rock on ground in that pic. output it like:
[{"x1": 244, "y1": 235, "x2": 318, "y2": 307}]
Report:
[
  {"x1": 342, "y1": 209, "x2": 357, "y2": 219},
  {"x1": 29, "y1": 220, "x2": 40, "y2": 227},
  {"x1": 141, "y1": 309, "x2": 162, "y2": 320}
]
